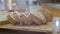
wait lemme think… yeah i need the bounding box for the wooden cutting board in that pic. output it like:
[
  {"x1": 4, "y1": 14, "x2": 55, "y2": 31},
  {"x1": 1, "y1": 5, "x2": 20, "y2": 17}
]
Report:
[
  {"x1": 0, "y1": 11, "x2": 52, "y2": 32},
  {"x1": 0, "y1": 22, "x2": 52, "y2": 32}
]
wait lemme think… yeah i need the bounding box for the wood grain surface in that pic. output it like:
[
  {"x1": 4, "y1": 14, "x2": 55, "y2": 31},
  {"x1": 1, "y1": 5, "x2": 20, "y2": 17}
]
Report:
[{"x1": 41, "y1": 4, "x2": 60, "y2": 17}]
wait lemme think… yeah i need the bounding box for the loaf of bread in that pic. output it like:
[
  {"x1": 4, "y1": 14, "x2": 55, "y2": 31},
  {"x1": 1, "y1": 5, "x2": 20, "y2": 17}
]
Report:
[{"x1": 7, "y1": 8, "x2": 53, "y2": 26}]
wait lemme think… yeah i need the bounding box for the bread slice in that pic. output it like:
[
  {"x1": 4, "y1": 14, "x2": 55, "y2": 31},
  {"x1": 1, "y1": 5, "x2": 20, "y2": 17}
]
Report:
[
  {"x1": 30, "y1": 10, "x2": 46, "y2": 24},
  {"x1": 29, "y1": 13, "x2": 42, "y2": 25},
  {"x1": 13, "y1": 13, "x2": 24, "y2": 25},
  {"x1": 20, "y1": 13, "x2": 33, "y2": 25},
  {"x1": 7, "y1": 14, "x2": 16, "y2": 25},
  {"x1": 0, "y1": 11, "x2": 9, "y2": 25}
]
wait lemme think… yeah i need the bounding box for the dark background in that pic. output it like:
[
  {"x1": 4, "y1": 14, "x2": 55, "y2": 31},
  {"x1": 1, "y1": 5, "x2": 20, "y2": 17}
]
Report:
[{"x1": 38, "y1": 0, "x2": 60, "y2": 3}]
